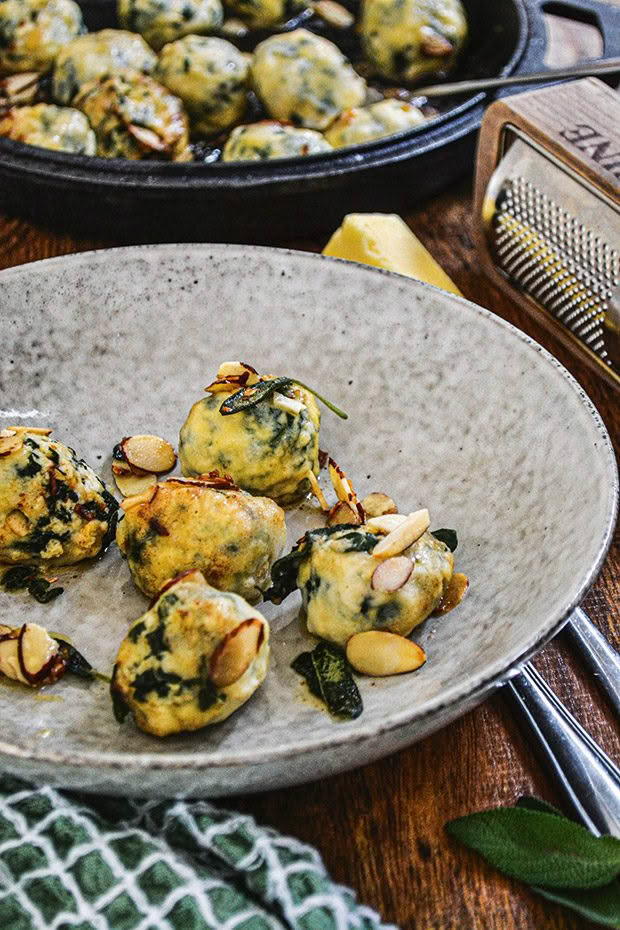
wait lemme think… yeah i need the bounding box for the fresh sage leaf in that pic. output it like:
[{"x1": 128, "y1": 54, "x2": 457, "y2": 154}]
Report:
[
  {"x1": 219, "y1": 377, "x2": 292, "y2": 415},
  {"x1": 533, "y1": 880, "x2": 620, "y2": 928},
  {"x1": 292, "y1": 641, "x2": 362, "y2": 720},
  {"x1": 431, "y1": 528, "x2": 458, "y2": 551},
  {"x1": 516, "y1": 796, "x2": 566, "y2": 818},
  {"x1": 446, "y1": 807, "x2": 620, "y2": 889}
]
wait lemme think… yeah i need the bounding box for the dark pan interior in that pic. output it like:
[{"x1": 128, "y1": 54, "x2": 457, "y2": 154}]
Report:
[{"x1": 0, "y1": 0, "x2": 531, "y2": 240}]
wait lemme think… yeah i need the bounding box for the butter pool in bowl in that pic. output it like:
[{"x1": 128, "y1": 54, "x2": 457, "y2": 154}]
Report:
[{"x1": 0, "y1": 243, "x2": 616, "y2": 797}]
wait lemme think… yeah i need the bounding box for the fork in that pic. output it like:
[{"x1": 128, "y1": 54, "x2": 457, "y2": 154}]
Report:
[{"x1": 503, "y1": 608, "x2": 620, "y2": 838}]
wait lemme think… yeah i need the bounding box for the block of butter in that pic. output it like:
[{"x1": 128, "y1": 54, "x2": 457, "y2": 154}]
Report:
[{"x1": 322, "y1": 213, "x2": 461, "y2": 296}]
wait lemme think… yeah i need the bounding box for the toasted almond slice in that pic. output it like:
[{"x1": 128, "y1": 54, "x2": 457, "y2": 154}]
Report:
[
  {"x1": 1, "y1": 72, "x2": 40, "y2": 105},
  {"x1": 306, "y1": 469, "x2": 329, "y2": 511},
  {"x1": 372, "y1": 509, "x2": 430, "y2": 559},
  {"x1": 420, "y1": 25, "x2": 454, "y2": 57},
  {"x1": 216, "y1": 361, "x2": 259, "y2": 384},
  {"x1": 366, "y1": 513, "x2": 407, "y2": 534},
  {"x1": 327, "y1": 500, "x2": 361, "y2": 526},
  {"x1": 120, "y1": 482, "x2": 158, "y2": 510},
  {"x1": 220, "y1": 17, "x2": 249, "y2": 36},
  {"x1": 0, "y1": 431, "x2": 24, "y2": 455},
  {"x1": 209, "y1": 618, "x2": 265, "y2": 688},
  {"x1": 361, "y1": 492, "x2": 397, "y2": 519},
  {"x1": 6, "y1": 509, "x2": 29, "y2": 537},
  {"x1": 346, "y1": 631, "x2": 426, "y2": 677},
  {"x1": 112, "y1": 460, "x2": 133, "y2": 476},
  {"x1": 153, "y1": 569, "x2": 206, "y2": 604},
  {"x1": 115, "y1": 470, "x2": 157, "y2": 498},
  {"x1": 371, "y1": 555, "x2": 413, "y2": 592},
  {"x1": 272, "y1": 392, "x2": 306, "y2": 415},
  {"x1": 0, "y1": 429, "x2": 16, "y2": 437},
  {"x1": 18, "y1": 623, "x2": 59, "y2": 684},
  {"x1": 127, "y1": 123, "x2": 168, "y2": 152},
  {"x1": 434, "y1": 573, "x2": 469, "y2": 615},
  {"x1": 204, "y1": 378, "x2": 241, "y2": 393},
  {"x1": 121, "y1": 435, "x2": 176, "y2": 474},
  {"x1": 7, "y1": 426, "x2": 52, "y2": 435},
  {"x1": 311, "y1": 0, "x2": 354, "y2": 27}
]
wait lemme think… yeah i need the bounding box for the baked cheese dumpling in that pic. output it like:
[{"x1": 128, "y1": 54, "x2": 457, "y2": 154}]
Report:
[
  {"x1": 270, "y1": 524, "x2": 453, "y2": 645},
  {"x1": 179, "y1": 366, "x2": 321, "y2": 506},
  {"x1": 116, "y1": 473, "x2": 286, "y2": 601},
  {"x1": 154, "y1": 36, "x2": 249, "y2": 136},
  {"x1": 0, "y1": 103, "x2": 96, "y2": 154},
  {"x1": 0, "y1": 427, "x2": 118, "y2": 566},
  {"x1": 110, "y1": 570, "x2": 270, "y2": 736},
  {"x1": 360, "y1": 0, "x2": 467, "y2": 83},
  {"x1": 52, "y1": 29, "x2": 158, "y2": 104},
  {"x1": 118, "y1": 0, "x2": 223, "y2": 51},
  {"x1": 325, "y1": 98, "x2": 426, "y2": 148},
  {"x1": 73, "y1": 71, "x2": 192, "y2": 161},
  {"x1": 222, "y1": 120, "x2": 332, "y2": 161},
  {"x1": 224, "y1": 0, "x2": 305, "y2": 28},
  {"x1": 251, "y1": 29, "x2": 366, "y2": 130},
  {"x1": 0, "y1": 0, "x2": 84, "y2": 75}
]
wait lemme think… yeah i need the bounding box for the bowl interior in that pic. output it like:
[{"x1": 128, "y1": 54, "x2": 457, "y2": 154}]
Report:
[{"x1": 0, "y1": 244, "x2": 615, "y2": 781}]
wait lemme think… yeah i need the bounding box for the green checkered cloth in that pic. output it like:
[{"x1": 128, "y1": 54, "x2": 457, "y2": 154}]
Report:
[{"x1": 0, "y1": 775, "x2": 396, "y2": 930}]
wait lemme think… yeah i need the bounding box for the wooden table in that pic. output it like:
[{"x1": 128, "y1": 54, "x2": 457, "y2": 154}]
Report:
[{"x1": 1, "y1": 16, "x2": 618, "y2": 930}]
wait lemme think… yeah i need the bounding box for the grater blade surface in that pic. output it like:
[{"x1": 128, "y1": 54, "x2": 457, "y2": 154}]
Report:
[{"x1": 484, "y1": 136, "x2": 620, "y2": 379}]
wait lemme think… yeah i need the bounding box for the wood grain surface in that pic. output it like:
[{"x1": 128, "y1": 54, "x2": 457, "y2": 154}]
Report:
[{"x1": 0, "y1": 12, "x2": 618, "y2": 930}]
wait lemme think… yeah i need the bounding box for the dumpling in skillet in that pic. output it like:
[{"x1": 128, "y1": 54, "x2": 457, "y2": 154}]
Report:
[
  {"x1": 325, "y1": 98, "x2": 427, "y2": 148},
  {"x1": 118, "y1": 0, "x2": 223, "y2": 51},
  {"x1": 0, "y1": 0, "x2": 84, "y2": 75},
  {"x1": 52, "y1": 28, "x2": 157, "y2": 104},
  {"x1": 115, "y1": 472, "x2": 286, "y2": 601},
  {"x1": 73, "y1": 71, "x2": 192, "y2": 160},
  {"x1": 222, "y1": 120, "x2": 332, "y2": 160},
  {"x1": 0, "y1": 103, "x2": 96, "y2": 154},
  {"x1": 111, "y1": 569, "x2": 270, "y2": 736},
  {"x1": 154, "y1": 35, "x2": 249, "y2": 135},
  {"x1": 360, "y1": 0, "x2": 468, "y2": 83},
  {"x1": 251, "y1": 29, "x2": 366, "y2": 130},
  {"x1": 0, "y1": 427, "x2": 118, "y2": 566},
  {"x1": 178, "y1": 362, "x2": 321, "y2": 506}
]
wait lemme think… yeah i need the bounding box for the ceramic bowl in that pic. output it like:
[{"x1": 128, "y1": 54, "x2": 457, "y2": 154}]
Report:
[{"x1": 0, "y1": 244, "x2": 616, "y2": 797}]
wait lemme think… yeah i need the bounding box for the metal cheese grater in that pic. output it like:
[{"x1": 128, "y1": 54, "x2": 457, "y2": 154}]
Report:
[{"x1": 474, "y1": 78, "x2": 620, "y2": 388}]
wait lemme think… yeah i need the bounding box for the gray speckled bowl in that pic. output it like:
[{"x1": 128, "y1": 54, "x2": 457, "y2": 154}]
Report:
[{"x1": 0, "y1": 244, "x2": 616, "y2": 798}]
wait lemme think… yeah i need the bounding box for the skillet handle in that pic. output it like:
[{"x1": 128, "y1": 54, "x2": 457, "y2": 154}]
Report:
[{"x1": 514, "y1": 0, "x2": 620, "y2": 79}]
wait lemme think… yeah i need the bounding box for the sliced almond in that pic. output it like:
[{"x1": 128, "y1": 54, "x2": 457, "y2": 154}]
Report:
[
  {"x1": 306, "y1": 469, "x2": 329, "y2": 511},
  {"x1": 327, "y1": 500, "x2": 361, "y2": 526},
  {"x1": 18, "y1": 623, "x2": 61, "y2": 684},
  {"x1": 372, "y1": 509, "x2": 430, "y2": 559},
  {"x1": 311, "y1": 0, "x2": 354, "y2": 27},
  {"x1": 0, "y1": 72, "x2": 40, "y2": 105},
  {"x1": 6, "y1": 509, "x2": 29, "y2": 537},
  {"x1": 127, "y1": 123, "x2": 168, "y2": 152},
  {"x1": 153, "y1": 569, "x2": 206, "y2": 605},
  {"x1": 346, "y1": 631, "x2": 426, "y2": 677},
  {"x1": 434, "y1": 573, "x2": 469, "y2": 616},
  {"x1": 204, "y1": 377, "x2": 244, "y2": 393},
  {"x1": 216, "y1": 361, "x2": 259, "y2": 384},
  {"x1": 371, "y1": 555, "x2": 413, "y2": 592},
  {"x1": 7, "y1": 426, "x2": 52, "y2": 435},
  {"x1": 121, "y1": 435, "x2": 176, "y2": 474},
  {"x1": 272, "y1": 392, "x2": 306, "y2": 415},
  {"x1": 120, "y1": 482, "x2": 158, "y2": 510},
  {"x1": 0, "y1": 430, "x2": 23, "y2": 456},
  {"x1": 366, "y1": 513, "x2": 407, "y2": 534},
  {"x1": 420, "y1": 26, "x2": 454, "y2": 57},
  {"x1": 220, "y1": 17, "x2": 249, "y2": 37},
  {"x1": 361, "y1": 492, "x2": 397, "y2": 519},
  {"x1": 209, "y1": 618, "x2": 265, "y2": 688},
  {"x1": 112, "y1": 460, "x2": 133, "y2": 476},
  {"x1": 115, "y1": 470, "x2": 157, "y2": 498}
]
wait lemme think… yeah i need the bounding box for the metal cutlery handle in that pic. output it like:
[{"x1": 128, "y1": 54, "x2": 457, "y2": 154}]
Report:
[
  {"x1": 566, "y1": 607, "x2": 620, "y2": 718},
  {"x1": 505, "y1": 664, "x2": 620, "y2": 837}
]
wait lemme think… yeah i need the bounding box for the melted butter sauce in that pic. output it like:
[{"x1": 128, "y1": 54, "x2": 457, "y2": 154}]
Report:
[{"x1": 433, "y1": 572, "x2": 469, "y2": 616}]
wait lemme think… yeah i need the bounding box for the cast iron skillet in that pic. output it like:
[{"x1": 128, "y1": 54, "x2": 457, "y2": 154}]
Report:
[{"x1": 0, "y1": 0, "x2": 618, "y2": 242}]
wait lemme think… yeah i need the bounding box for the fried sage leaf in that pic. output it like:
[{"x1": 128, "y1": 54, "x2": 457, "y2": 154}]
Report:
[
  {"x1": 431, "y1": 528, "x2": 458, "y2": 552},
  {"x1": 292, "y1": 641, "x2": 362, "y2": 720},
  {"x1": 219, "y1": 377, "x2": 292, "y2": 415}
]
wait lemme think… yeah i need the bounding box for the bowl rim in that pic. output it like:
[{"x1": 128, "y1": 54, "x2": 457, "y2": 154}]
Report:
[{"x1": 0, "y1": 242, "x2": 616, "y2": 772}]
